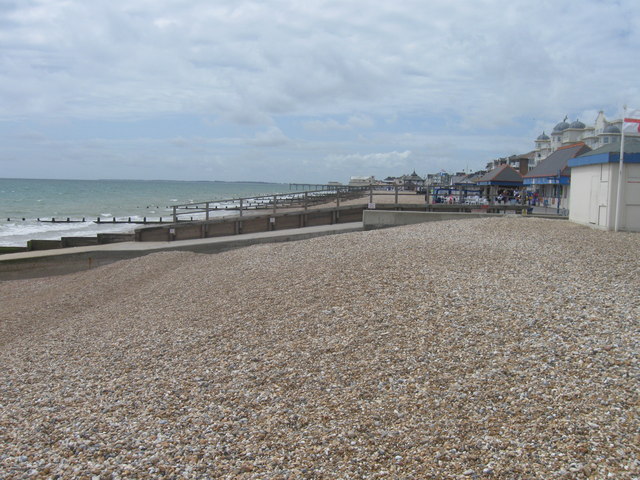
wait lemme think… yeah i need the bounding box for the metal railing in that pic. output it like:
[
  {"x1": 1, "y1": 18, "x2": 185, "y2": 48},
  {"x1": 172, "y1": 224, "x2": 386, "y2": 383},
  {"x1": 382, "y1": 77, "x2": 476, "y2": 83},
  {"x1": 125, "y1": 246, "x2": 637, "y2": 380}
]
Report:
[{"x1": 168, "y1": 185, "x2": 416, "y2": 222}]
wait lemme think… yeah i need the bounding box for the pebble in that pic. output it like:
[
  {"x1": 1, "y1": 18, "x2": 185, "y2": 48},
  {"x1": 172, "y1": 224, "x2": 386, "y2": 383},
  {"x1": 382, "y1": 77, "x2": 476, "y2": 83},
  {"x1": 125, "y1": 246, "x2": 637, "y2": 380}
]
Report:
[{"x1": 0, "y1": 217, "x2": 638, "y2": 478}]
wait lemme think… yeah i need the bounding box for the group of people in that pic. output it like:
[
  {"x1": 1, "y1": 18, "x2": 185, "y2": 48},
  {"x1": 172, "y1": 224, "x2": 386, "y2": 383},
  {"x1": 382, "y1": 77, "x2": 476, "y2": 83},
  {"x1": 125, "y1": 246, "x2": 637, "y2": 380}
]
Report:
[
  {"x1": 495, "y1": 190, "x2": 541, "y2": 206},
  {"x1": 429, "y1": 189, "x2": 543, "y2": 206}
]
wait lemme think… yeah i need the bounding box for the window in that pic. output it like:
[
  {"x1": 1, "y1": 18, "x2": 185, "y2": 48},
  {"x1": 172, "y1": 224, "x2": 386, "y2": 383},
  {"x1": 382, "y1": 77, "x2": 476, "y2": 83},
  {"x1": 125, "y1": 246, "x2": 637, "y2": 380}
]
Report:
[{"x1": 604, "y1": 137, "x2": 609, "y2": 144}]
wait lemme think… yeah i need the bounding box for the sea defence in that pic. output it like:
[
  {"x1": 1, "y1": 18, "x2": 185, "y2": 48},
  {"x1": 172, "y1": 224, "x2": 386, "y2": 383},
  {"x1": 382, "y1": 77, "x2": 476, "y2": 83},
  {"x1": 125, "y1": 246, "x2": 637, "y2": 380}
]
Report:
[
  {"x1": 133, "y1": 203, "x2": 530, "y2": 242},
  {"x1": 0, "y1": 223, "x2": 363, "y2": 281},
  {"x1": 1, "y1": 204, "x2": 538, "y2": 279}
]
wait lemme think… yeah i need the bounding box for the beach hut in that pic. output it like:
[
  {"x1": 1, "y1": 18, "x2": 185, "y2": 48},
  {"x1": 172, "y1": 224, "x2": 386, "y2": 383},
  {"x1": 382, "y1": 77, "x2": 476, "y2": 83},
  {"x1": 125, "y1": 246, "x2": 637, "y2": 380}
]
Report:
[
  {"x1": 567, "y1": 138, "x2": 640, "y2": 232},
  {"x1": 474, "y1": 164, "x2": 523, "y2": 204}
]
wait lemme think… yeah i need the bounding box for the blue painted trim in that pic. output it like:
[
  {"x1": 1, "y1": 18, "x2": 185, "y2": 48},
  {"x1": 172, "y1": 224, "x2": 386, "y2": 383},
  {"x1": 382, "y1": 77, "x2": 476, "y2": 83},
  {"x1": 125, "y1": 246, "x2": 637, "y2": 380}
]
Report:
[
  {"x1": 523, "y1": 176, "x2": 570, "y2": 186},
  {"x1": 569, "y1": 151, "x2": 640, "y2": 167}
]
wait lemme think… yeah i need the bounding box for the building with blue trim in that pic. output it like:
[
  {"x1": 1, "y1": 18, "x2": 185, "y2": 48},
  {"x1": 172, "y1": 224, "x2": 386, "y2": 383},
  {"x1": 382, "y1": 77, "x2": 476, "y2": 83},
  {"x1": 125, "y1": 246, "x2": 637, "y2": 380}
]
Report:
[
  {"x1": 523, "y1": 142, "x2": 591, "y2": 211},
  {"x1": 475, "y1": 164, "x2": 523, "y2": 203},
  {"x1": 568, "y1": 138, "x2": 640, "y2": 232}
]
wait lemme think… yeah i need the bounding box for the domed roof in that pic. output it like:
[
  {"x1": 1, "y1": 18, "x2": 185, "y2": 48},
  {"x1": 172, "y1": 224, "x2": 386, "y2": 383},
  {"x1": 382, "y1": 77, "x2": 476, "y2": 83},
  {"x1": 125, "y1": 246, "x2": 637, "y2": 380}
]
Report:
[
  {"x1": 537, "y1": 131, "x2": 550, "y2": 141},
  {"x1": 552, "y1": 117, "x2": 570, "y2": 133},
  {"x1": 570, "y1": 119, "x2": 585, "y2": 129},
  {"x1": 603, "y1": 124, "x2": 620, "y2": 134}
]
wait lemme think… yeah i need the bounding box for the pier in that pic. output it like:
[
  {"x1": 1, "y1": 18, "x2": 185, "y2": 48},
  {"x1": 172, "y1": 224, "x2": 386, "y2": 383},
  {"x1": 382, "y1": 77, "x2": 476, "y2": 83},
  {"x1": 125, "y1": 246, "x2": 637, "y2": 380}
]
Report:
[
  {"x1": 166, "y1": 186, "x2": 373, "y2": 223},
  {"x1": 288, "y1": 183, "x2": 342, "y2": 190}
]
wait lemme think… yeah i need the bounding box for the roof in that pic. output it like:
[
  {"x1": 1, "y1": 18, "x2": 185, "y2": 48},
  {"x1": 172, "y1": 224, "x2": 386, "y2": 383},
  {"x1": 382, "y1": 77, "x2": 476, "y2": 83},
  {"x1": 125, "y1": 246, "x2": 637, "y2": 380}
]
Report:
[
  {"x1": 568, "y1": 138, "x2": 640, "y2": 168},
  {"x1": 451, "y1": 174, "x2": 474, "y2": 184},
  {"x1": 525, "y1": 143, "x2": 591, "y2": 178},
  {"x1": 465, "y1": 172, "x2": 485, "y2": 183},
  {"x1": 403, "y1": 171, "x2": 423, "y2": 181},
  {"x1": 553, "y1": 118, "x2": 570, "y2": 133},
  {"x1": 537, "y1": 132, "x2": 550, "y2": 141},
  {"x1": 475, "y1": 164, "x2": 523, "y2": 186}
]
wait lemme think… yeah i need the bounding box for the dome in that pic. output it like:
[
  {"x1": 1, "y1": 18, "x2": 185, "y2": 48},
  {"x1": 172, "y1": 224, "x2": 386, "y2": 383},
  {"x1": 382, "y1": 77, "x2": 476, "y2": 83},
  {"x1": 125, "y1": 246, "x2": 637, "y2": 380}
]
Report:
[
  {"x1": 569, "y1": 119, "x2": 585, "y2": 129},
  {"x1": 537, "y1": 131, "x2": 550, "y2": 141},
  {"x1": 552, "y1": 119, "x2": 570, "y2": 132},
  {"x1": 603, "y1": 124, "x2": 620, "y2": 134}
]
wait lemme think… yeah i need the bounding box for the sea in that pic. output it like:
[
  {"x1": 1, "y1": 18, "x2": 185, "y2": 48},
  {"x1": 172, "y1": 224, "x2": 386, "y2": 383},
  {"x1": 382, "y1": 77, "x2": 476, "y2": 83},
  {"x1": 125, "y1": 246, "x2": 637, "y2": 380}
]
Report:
[{"x1": 0, "y1": 178, "x2": 291, "y2": 247}]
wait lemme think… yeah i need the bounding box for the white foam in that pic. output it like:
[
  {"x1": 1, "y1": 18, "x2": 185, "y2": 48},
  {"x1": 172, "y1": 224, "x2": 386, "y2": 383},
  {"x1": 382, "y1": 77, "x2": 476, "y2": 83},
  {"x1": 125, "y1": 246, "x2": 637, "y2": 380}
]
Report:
[{"x1": 0, "y1": 220, "x2": 138, "y2": 247}]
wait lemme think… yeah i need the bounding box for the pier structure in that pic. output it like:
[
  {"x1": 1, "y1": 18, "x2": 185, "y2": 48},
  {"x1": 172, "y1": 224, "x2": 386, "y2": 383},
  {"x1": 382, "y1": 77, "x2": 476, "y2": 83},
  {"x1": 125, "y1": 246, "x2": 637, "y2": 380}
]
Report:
[
  {"x1": 288, "y1": 183, "x2": 341, "y2": 191},
  {"x1": 167, "y1": 185, "x2": 377, "y2": 223}
]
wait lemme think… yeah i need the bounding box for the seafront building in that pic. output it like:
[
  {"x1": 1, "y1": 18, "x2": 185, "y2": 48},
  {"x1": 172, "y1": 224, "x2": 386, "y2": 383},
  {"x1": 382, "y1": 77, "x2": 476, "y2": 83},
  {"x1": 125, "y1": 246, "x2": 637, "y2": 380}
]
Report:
[
  {"x1": 524, "y1": 142, "x2": 592, "y2": 211},
  {"x1": 475, "y1": 165, "x2": 524, "y2": 202},
  {"x1": 533, "y1": 111, "x2": 622, "y2": 165},
  {"x1": 484, "y1": 111, "x2": 623, "y2": 174},
  {"x1": 346, "y1": 110, "x2": 635, "y2": 215},
  {"x1": 568, "y1": 138, "x2": 640, "y2": 232},
  {"x1": 479, "y1": 109, "x2": 630, "y2": 211},
  {"x1": 348, "y1": 176, "x2": 376, "y2": 186},
  {"x1": 400, "y1": 171, "x2": 425, "y2": 190}
]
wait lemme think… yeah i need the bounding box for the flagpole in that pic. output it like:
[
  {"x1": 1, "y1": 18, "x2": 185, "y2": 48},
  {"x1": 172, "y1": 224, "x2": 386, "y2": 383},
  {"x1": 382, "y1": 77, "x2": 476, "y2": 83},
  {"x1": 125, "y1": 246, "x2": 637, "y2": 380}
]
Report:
[{"x1": 614, "y1": 106, "x2": 626, "y2": 232}]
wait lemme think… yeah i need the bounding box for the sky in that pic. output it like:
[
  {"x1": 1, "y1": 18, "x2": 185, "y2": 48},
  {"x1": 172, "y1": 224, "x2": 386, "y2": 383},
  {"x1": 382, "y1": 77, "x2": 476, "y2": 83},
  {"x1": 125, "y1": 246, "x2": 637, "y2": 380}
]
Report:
[{"x1": 1, "y1": 0, "x2": 639, "y2": 184}]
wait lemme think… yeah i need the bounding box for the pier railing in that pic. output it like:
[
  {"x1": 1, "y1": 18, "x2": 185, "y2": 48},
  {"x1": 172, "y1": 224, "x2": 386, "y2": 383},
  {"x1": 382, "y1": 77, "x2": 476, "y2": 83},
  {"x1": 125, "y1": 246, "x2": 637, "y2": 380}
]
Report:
[
  {"x1": 5, "y1": 185, "x2": 410, "y2": 225},
  {"x1": 167, "y1": 185, "x2": 404, "y2": 222}
]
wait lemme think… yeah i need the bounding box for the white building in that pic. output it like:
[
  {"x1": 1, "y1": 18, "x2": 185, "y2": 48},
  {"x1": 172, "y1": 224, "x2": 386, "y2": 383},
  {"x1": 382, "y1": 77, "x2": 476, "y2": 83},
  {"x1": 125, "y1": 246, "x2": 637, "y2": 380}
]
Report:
[
  {"x1": 348, "y1": 176, "x2": 376, "y2": 186},
  {"x1": 533, "y1": 111, "x2": 623, "y2": 167},
  {"x1": 568, "y1": 138, "x2": 640, "y2": 232}
]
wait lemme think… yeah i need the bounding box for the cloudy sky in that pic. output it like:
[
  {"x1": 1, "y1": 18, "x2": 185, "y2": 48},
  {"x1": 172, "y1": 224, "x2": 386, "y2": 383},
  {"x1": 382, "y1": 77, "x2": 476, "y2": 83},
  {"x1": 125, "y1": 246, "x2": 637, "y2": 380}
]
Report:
[{"x1": 1, "y1": 0, "x2": 639, "y2": 183}]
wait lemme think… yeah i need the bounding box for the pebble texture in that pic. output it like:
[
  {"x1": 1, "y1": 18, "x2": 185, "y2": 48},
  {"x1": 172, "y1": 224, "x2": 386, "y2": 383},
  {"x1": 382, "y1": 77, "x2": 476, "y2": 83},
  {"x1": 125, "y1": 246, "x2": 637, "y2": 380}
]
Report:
[{"x1": 0, "y1": 217, "x2": 638, "y2": 479}]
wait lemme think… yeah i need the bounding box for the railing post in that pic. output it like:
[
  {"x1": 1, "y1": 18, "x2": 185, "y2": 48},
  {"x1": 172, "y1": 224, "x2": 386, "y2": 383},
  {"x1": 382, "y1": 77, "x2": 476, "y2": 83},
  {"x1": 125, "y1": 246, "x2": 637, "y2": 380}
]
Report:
[
  {"x1": 273, "y1": 195, "x2": 277, "y2": 215},
  {"x1": 336, "y1": 188, "x2": 341, "y2": 208},
  {"x1": 395, "y1": 185, "x2": 399, "y2": 204},
  {"x1": 239, "y1": 199, "x2": 243, "y2": 217},
  {"x1": 206, "y1": 202, "x2": 210, "y2": 221},
  {"x1": 369, "y1": 185, "x2": 373, "y2": 204},
  {"x1": 172, "y1": 206, "x2": 177, "y2": 223},
  {"x1": 304, "y1": 192, "x2": 308, "y2": 212}
]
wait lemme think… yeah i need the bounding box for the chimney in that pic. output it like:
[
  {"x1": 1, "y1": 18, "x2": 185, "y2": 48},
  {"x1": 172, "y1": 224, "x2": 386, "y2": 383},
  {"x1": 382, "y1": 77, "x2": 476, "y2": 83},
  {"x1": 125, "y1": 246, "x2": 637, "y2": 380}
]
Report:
[{"x1": 518, "y1": 158, "x2": 529, "y2": 175}]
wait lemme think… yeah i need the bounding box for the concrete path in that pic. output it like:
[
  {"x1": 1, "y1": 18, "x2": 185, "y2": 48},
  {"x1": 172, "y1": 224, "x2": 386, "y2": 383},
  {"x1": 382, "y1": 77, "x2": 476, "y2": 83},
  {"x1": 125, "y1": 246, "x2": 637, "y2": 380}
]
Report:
[{"x1": 0, "y1": 222, "x2": 363, "y2": 281}]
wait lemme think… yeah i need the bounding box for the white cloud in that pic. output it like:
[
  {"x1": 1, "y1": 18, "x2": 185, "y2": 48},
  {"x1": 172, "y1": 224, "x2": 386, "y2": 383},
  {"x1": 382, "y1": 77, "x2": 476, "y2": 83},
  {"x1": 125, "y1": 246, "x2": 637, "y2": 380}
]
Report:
[
  {"x1": 1, "y1": 0, "x2": 639, "y2": 182},
  {"x1": 249, "y1": 126, "x2": 291, "y2": 147},
  {"x1": 326, "y1": 150, "x2": 412, "y2": 170},
  {"x1": 304, "y1": 114, "x2": 374, "y2": 132}
]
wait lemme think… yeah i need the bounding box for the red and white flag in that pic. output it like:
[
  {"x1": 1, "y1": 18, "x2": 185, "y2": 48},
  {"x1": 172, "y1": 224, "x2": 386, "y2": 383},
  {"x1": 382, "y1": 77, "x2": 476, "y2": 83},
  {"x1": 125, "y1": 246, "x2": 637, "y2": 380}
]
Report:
[{"x1": 623, "y1": 109, "x2": 640, "y2": 134}]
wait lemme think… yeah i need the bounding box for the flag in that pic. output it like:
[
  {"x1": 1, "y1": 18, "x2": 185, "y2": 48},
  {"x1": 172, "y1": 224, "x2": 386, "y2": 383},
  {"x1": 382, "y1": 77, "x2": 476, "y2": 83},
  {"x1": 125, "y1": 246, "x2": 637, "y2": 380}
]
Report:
[{"x1": 623, "y1": 109, "x2": 640, "y2": 134}]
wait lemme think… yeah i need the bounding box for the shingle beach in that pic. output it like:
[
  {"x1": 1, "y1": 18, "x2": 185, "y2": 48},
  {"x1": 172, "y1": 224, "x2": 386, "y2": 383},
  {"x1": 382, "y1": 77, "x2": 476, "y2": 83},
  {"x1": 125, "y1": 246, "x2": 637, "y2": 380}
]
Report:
[{"x1": 1, "y1": 217, "x2": 638, "y2": 479}]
